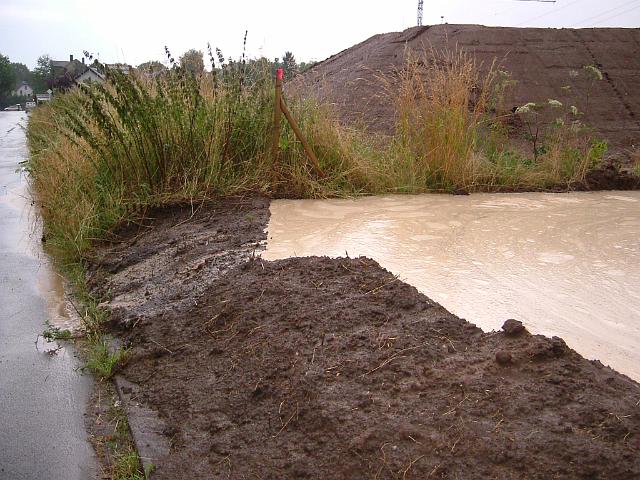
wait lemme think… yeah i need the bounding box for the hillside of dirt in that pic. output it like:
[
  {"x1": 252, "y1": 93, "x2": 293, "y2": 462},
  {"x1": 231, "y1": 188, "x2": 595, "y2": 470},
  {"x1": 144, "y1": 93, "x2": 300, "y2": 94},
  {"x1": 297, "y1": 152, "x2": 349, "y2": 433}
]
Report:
[
  {"x1": 89, "y1": 199, "x2": 640, "y2": 479},
  {"x1": 298, "y1": 25, "x2": 640, "y2": 164}
]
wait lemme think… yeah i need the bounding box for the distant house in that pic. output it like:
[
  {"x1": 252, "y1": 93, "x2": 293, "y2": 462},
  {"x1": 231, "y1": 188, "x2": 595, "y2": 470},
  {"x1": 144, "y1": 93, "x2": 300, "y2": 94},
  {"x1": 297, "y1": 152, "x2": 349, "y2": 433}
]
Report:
[
  {"x1": 106, "y1": 63, "x2": 131, "y2": 75},
  {"x1": 12, "y1": 81, "x2": 33, "y2": 97},
  {"x1": 51, "y1": 55, "x2": 89, "y2": 85},
  {"x1": 74, "y1": 67, "x2": 105, "y2": 84},
  {"x1": 50, "y1": 55, "x2": 131, "y2": 89}
]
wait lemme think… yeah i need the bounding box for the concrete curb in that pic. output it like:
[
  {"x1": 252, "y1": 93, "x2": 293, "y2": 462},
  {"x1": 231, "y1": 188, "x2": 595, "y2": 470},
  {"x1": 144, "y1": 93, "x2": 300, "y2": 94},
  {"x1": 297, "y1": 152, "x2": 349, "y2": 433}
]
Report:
[{"x1": 113, "y1": 375, "x2": 170, "y2": 478}]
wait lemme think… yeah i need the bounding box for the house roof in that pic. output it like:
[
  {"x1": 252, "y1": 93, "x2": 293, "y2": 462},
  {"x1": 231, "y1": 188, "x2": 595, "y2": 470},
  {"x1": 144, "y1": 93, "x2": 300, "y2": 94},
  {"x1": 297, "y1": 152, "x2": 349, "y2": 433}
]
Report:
[
  {"x1": 52, "y1": 59, "x2": 89, "y2": 79},
  {"x1": 74, "y1": 67, "x2": 105, "y2": 82}
]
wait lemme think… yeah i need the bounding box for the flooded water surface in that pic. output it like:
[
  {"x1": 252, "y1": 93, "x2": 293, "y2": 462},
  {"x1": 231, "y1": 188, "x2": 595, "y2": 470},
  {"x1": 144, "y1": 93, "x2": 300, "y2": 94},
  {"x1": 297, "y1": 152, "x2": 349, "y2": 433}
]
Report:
[{"x1": 265, "y1": 192, "x2": 640, "y2": 381}]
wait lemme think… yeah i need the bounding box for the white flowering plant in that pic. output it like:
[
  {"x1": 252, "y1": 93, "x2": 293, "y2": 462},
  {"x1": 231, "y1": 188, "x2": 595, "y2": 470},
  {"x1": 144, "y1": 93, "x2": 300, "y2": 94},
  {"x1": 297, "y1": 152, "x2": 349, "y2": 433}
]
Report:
[{"x1": 511, "y1": 61, "x2": 607, "y2": 170}]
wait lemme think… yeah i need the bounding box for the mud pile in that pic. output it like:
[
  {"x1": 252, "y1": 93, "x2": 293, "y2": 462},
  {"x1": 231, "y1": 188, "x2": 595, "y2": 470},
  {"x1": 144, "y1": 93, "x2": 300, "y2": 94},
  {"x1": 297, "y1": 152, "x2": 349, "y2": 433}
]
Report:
[
  {"x1": 299, "y1": 25, "x2": 640, "y2": 159},
  {"x1": 91, "y1": 200, "x2": 640, "y2": 479}
]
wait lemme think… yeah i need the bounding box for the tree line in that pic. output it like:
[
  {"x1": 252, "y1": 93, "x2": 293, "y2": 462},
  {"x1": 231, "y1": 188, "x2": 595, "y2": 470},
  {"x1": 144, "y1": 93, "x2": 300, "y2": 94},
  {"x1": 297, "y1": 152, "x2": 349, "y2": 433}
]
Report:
[
  {"x1": 139, "y1": 49, "x2": 315, "y2": 79},
  {"x1": 0, "y1": 53, "x2": 54, "y2": 108},
  {"x1": 0, "y1": 49, "x2": 315, "y2": 108}
]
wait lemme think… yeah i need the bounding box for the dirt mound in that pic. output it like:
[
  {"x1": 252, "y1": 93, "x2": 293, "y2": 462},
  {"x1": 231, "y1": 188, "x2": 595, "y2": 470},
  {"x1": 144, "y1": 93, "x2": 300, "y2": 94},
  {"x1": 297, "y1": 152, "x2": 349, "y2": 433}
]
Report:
[
  {"x1": 92, "y1": 201, "x2": 640, "y2": 479},
  {"x1": 299, "y1": 24, "x2": 640, "y2": 161},
  {"x1": 87, "y1": 197, "x2": 269, "y2": 327}
]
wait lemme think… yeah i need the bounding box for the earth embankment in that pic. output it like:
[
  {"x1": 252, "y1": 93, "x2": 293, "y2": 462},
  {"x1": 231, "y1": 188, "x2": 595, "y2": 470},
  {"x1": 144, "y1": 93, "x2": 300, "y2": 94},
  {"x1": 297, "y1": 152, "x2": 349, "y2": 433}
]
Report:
[{"x1": 300, "y1": 25, "x2": 640, "y2": 161}]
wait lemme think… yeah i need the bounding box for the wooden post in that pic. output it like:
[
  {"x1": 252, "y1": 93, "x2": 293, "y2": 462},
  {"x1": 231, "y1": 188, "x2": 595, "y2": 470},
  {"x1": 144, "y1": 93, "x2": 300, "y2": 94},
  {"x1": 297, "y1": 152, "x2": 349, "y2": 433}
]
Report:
[
  {"x1": 279, "y1": 97, "x2": 325, "y2": 178},
  {"x1": 271, "y1": 68, "x2": 283, "y2": 170},
  {"x1": 272, "y1": 67, "x2": 325, "y2": 178}
]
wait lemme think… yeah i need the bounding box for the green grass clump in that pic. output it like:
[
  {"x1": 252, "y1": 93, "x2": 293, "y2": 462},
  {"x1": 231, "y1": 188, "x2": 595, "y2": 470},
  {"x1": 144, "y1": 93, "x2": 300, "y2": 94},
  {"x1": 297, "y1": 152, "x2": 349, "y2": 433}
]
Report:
[
  {"x1": 112, "y1": 449, "x2": 145, "y2": 480},
  {"x1": 104, "y1": 393, "x2": 145, "y2": 480},
  {"x1": 86, "y1": 341, "x2": 128, "y2": 379}
]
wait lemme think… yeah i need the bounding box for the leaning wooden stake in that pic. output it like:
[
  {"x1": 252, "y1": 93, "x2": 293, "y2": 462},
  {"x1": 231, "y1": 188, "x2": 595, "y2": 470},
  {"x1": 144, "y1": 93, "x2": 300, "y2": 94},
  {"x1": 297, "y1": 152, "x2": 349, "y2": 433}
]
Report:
[
  {"x1": 279, "y1": 98, "x2": 325, "y2": 178},
  {"x1": 272, "y1": 68, "x2": 325, "y2": 178}
]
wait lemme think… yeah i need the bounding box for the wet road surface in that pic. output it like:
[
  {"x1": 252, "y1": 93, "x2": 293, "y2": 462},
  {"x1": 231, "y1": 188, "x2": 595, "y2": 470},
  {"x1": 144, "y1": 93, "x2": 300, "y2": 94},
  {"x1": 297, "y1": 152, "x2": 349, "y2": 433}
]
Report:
[
  {"x1": 0, "y1": 112, "x2": 97, "y2": 479},
  {"x1": 266, "y1": 192, "x2": 640, "y2": 381}
]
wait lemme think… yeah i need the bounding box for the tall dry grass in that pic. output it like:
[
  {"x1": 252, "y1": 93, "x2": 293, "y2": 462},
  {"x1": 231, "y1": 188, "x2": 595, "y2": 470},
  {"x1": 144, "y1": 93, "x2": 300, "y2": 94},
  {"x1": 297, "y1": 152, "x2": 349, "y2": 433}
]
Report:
[
  {"x1": 27, "y1": 56, "x2": 372, "y2": 262},
  {"x1": 379, "y1": 47, "x2": 606, "y2": 192},
  {"x1": 386, "y1": 48, "x2": 495, "y2": 191}
]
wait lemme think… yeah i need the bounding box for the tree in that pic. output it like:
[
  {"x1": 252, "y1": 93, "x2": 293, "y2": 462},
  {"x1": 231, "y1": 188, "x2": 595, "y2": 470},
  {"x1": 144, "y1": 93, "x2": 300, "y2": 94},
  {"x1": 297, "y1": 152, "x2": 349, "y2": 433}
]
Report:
[
  {"x1": 11, "y1": 62, "x2": 31, "y2": 84},
  {"x1": 0, "y1": 54, "x2": 17, "y2": 106},
  {"x1": 299, "y1": 61, "x2": 316, "y2": 74},
  {"x1": 282, "y1": 51, "x2": 298, "y2": 80},
  {"x1": 179, "y1": 49, "x2": 204, "y2": 76},
  {"x1": 32, "y1": 54, "x2": 53, "y2": 93},
  {"x1": 137, "y1": 60, "x2": 167, "y2": 74}
]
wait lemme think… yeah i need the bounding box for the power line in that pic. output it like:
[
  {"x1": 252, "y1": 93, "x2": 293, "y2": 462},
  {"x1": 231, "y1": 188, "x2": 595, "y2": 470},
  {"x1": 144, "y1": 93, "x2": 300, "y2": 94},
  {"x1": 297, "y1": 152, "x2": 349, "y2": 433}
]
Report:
[
  {"x1": 572, "y1": 0, "x2": 640, "y2": 27},
  {"x1": 591, "y1": 3, "x2": 640, "y2": 26},
  {"x1": 515, "y1": 0, "x2": 582, "y2": 27}
]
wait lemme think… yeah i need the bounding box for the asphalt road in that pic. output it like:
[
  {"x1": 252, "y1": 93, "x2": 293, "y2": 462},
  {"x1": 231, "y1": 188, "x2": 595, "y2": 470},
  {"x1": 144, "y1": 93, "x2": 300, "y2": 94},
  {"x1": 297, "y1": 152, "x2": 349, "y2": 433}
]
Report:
[{"x1": 0, "y1": 112, "x2": 97, "y2": 479}]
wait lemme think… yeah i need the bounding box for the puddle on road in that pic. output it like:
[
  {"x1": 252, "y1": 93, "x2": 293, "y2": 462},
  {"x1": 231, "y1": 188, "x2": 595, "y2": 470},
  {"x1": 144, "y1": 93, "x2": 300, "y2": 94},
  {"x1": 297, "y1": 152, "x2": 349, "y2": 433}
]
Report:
[
  {"x1": 1, "y1": 154, "x2": 80, "y2": 334},
  {"x1": 264, "y1": 192, "x2": 640, "y2": 381}
]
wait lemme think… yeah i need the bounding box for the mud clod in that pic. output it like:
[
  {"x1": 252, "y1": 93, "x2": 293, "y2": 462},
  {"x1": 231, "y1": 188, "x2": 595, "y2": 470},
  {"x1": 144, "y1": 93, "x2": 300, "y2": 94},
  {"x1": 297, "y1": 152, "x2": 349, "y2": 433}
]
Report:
[
  {"x1": 502, "y1": 319, "x2": 527, "y2": 336},
  {"x1": 495, "y1": 351, "x2": 513, "y2": 365}
]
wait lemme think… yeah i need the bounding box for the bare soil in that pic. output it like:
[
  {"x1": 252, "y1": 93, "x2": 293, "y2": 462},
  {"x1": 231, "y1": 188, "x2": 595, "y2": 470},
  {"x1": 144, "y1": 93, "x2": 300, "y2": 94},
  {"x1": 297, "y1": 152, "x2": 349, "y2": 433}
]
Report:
[
  {"x1": 297, "y1": 25, "x2": 640, "y2": 184},
  {"x1": 89, "y1": 199, "x2": 640, "y2": 479}
]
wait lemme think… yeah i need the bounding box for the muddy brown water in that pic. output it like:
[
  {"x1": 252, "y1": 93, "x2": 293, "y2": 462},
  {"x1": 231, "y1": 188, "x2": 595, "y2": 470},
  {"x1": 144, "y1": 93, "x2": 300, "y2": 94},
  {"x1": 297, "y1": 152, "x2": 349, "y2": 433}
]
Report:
[{"x1": 265, "y1": 192, "x2": 640, "y2": 381}]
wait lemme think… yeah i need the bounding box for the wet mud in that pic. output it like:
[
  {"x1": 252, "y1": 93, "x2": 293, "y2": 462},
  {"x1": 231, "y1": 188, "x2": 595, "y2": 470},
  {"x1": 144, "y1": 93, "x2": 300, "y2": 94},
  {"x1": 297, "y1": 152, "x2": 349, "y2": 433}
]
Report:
[
  {"x1": 265, "y1": 192, "x2": 640, "y2": 381},
  {"x1": 90, "y1": 198, "x2": 640, "y2": 479},
  {"x1": 88, "y1": 197, "x2": 269, "y2": 328}
]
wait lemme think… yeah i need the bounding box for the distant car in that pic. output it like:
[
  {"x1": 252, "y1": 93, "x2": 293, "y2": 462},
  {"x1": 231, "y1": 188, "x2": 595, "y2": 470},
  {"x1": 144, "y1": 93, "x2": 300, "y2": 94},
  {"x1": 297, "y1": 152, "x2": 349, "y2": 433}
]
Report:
[
  {"x1": 25, "y1": 101, "x2": 37, "y2": 111},
  {"x1": 3, "y1": 104, "x2": 22, "y2": 111}
]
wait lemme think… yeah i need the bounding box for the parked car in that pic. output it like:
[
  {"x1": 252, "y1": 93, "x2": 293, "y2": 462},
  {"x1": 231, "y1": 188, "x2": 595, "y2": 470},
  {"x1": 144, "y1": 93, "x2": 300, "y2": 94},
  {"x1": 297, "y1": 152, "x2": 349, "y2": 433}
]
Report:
[{"x1": 3, "y1": 104, "x2": 22, "y2": 111}]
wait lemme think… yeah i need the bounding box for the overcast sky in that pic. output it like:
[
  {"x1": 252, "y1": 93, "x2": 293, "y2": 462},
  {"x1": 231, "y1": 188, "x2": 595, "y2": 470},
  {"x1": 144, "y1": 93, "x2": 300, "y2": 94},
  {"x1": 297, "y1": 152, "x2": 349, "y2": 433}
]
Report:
[{"x1": 1, "y1": 0, "x2": 639, "y2": 68}]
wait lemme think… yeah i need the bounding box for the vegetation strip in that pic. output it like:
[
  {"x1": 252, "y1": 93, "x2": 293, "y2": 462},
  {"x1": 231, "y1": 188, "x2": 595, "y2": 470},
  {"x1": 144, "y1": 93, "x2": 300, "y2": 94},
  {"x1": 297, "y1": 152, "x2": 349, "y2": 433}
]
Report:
[{"x1": 27, "y1": 45, "x2": 628, "y2": 268}]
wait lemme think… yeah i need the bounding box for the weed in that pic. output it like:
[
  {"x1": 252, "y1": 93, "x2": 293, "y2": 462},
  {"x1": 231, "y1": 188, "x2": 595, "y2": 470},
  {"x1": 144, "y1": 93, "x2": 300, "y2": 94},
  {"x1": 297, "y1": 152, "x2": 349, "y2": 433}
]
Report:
[
  {"x1": 144, "y1": 463, "x2": 156, "y2": 478},
  {"x1": 42, "y1": 321, "x2": 73, "y2": 341},
  {"x1": 112, "y1": 449, "x2": 145, "y2": 480},
  {"x1": 103, "y1": 390, "x2": 145, "y2": 480},
  {"x1": 632, "y1": 151, "x2": 640, "y2": 178},
  {"x1": 385, "y1": 47, "x2": 497, "y2": 191},
  {"x1": 86, "y1": 341, "x2": 128, "y2": 379}
]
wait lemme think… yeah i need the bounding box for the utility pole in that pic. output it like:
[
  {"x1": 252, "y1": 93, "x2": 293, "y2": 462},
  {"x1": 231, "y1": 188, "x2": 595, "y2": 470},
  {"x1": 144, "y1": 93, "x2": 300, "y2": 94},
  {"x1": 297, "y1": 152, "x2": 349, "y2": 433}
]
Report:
[{"x1": 417, "y1": 0, "x2": 424, "y2": 26}]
